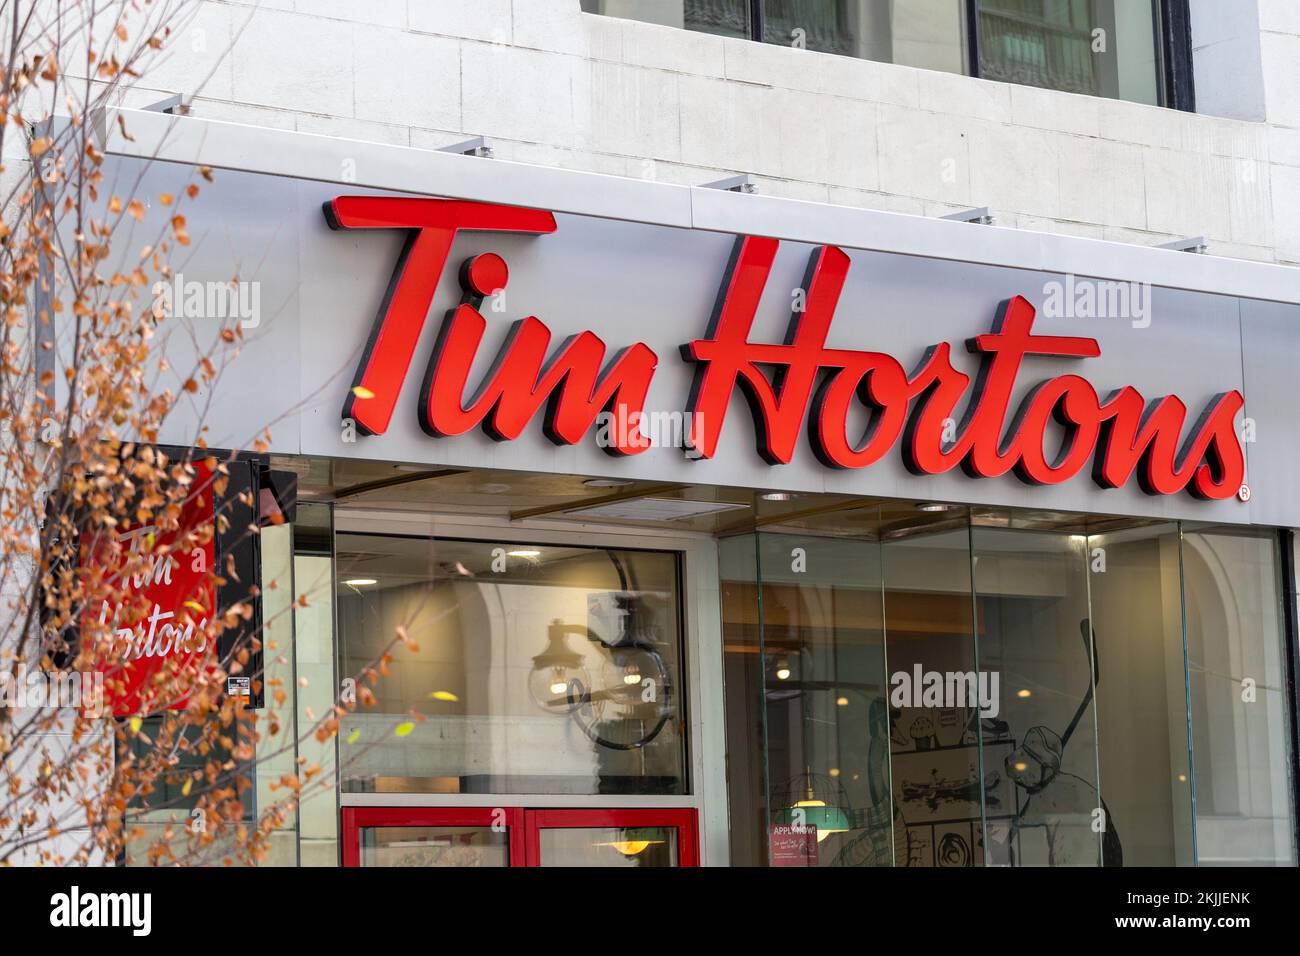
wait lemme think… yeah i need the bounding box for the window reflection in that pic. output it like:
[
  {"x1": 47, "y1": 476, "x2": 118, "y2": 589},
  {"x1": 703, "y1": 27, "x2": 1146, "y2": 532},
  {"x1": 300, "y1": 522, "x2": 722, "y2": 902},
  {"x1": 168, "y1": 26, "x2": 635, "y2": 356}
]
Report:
[
  {"x1": 336, "y1": 536, "x2": 685, "y2": 795},
  {"x1": 584, "y1": 1, "x2": 1167, "y2": 105},
  {"x1": 1089, "y1": 524, "x2": 1192, "y2": 865},
  {"x1": 721, "y1": 516, "x2": 1296, "y2": 867},
  {"x1": 974, "y1": 0, "x2": 1161, "y2": 103},
  {"x1": 1183, "y1": 528, "x2": 1296, "y2": 866},
  {"x1": 883, "y1": 527, "x2": 987, "y2": 868},
  {"x1": 971, "y1": 528, "x2": 1103, "y2": 867},
  {"x1": 360, "y1": 826, "x2": 508, "y2": 867},
  {"x1": 539, "y1": 826, "x2": 678, "y2": 867},
  {"x1": 762, "y1": 0, "x2": 966, "y2": 74}
]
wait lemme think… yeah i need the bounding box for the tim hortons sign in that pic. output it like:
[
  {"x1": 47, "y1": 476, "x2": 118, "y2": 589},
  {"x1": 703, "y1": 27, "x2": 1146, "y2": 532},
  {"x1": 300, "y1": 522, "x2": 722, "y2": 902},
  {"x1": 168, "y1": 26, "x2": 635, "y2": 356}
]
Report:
[
  {"x1": 82, "y1": 461, "x2": 218, "y2": 717},
  {"x1": 325, "y1": 196, "x2": 1245, "y2": 501}
]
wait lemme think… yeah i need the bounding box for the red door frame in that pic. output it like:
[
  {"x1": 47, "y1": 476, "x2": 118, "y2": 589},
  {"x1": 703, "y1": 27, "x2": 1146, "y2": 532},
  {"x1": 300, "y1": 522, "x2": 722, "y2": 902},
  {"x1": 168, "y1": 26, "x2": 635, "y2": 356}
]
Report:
[{"x1": 340, "y1": 807, "x2": 698, "y2": 867}]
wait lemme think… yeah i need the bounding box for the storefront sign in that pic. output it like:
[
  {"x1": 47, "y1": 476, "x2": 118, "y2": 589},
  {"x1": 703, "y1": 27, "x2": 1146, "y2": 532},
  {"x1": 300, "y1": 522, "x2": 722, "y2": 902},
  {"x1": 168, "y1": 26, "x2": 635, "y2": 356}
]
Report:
[
  {"x1": 327, "y1": 197, "x2": 1244, "y2": 501},
  {"x1": 82, "y1": 463, "x2": 217, "y2": 717},
  {"x1": 769, "y1": 824, "x2": 819, "y2": 866}
]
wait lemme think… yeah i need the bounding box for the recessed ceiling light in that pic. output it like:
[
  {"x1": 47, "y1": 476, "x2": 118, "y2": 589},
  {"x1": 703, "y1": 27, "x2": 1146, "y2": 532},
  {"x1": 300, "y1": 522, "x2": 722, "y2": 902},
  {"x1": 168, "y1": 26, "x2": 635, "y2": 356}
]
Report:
[
  {"x1": 343, "y1": 578, "x2": 377, "y2": 587},
  {"x1": 507, "y1": 549, "x2": 541, "y2": 558},
  {"x1": 916, "y1": 501, "x2": 958, "y2": 513},
  {"x1": 583, "y1": 477, "x2": 635, "y2": 489},
  {"x1": 760, "y1": 492, "x2": 798, "y2": 502}
]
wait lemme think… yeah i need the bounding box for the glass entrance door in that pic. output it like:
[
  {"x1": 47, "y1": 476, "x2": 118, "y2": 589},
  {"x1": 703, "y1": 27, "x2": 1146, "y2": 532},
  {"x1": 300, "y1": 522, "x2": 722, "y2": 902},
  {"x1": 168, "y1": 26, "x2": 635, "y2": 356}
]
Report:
[{"x1": 341, "y1": 808, "x2": 698, "y2": 867}]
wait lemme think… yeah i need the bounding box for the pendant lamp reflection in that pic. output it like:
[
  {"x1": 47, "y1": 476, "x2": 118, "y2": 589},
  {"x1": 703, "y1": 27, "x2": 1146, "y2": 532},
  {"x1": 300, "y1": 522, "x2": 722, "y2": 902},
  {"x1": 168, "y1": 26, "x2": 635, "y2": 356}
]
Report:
[
  {"x1": 527, "y1": 593, "x2": 675, "y2": 750},
  {"x1": 527, "y1": 618, "x2": 590, "y2": 714},
  {"x1": 772, "y1": 768, "x2": 853, "y2": 843},
  {"x1": 595, "y1": 827, "x2": 667, "y2": 858}
]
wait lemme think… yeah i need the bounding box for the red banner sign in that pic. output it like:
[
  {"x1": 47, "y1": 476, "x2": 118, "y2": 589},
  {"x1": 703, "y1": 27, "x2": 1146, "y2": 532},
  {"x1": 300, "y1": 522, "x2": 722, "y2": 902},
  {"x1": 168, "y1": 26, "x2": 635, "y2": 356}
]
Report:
[
  {"x1": 83, "y1": 463, "x2": 218, "y2": 717},
  {"x1": 327, "y1": 196, "x2": 1246, "y2": 501}
]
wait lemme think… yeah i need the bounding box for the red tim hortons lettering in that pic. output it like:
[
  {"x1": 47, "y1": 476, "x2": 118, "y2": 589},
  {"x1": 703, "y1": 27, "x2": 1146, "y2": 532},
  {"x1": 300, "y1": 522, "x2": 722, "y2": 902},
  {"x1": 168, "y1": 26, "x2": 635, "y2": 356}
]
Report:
[
  {"x1": 682, "y1": 237, "x2": 1245, "y2": 500},
  {"x1": 326, "y1": 197, "x2": 658, "y2": 455},
  {"x1": 325, "y1": 196, "x2": 559, "y2": 436},
  {"x1": 327, "y1": 195, "x2": 1244, "y2": 500},
  {"x1": 419, "y1": 252, "x2": 658, "y2": 455}
]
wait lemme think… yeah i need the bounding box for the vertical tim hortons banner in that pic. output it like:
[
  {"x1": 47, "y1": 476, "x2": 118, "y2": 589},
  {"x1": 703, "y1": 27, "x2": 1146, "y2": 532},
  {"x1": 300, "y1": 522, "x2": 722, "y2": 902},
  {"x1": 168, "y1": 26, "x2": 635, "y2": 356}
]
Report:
[{"x1": 65, "y1": 452, "x2": 271, "y2": 717}]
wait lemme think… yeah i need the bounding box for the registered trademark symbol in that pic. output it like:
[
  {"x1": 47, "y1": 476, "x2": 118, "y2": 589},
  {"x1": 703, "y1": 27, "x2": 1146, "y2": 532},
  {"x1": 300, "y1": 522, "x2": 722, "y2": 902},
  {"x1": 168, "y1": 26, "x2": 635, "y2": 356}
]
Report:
[{"x1": 1238, "y1": 484, "x2": 1251, "y2": 502}]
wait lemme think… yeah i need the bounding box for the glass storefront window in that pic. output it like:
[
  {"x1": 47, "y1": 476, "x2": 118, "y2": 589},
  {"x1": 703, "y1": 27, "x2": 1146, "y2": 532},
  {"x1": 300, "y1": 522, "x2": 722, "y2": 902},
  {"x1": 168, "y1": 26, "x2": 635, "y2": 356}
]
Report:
[
  {"x1": 335, "y1": 536, "x2": 686, "y2": 795},
  {"x1": 970, "y1": 527, "x2": 1103, "y2": 866},
  {"x1": 721, "y1": 510, "x2": 1297, "y2": 867},
  {"x1": 881, "y1": 525, "x2": 984, "y2": 868},
  {"x1": 1088, "y1": 523, "x2": 1193, "y2": 866},
  {"x1": 1182, "y1": 527, "x2": 1296, "y2": 865},
  {"x1": 538, "y1": 826, "x2": 678, "y2": 867}
]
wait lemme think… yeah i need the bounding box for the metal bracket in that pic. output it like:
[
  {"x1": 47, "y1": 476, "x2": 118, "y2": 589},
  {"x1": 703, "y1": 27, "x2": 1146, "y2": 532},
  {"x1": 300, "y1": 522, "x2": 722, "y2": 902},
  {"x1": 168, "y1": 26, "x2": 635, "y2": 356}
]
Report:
[
  {"x1": 701, "y1": 174, "x2": 756, "y2": 194},
  {"x1": 142, "y1": 94, "x2": 190, "y2": 115},
  {"x1": 439, "y1": 136, "x2": 494, "y2": 158},
  {"x1": 940, "y1": 206, "x2": 993, "y2": 225},
  {"x1": 1156, "y1": 236, "x2": 1207, "y2": 254}
]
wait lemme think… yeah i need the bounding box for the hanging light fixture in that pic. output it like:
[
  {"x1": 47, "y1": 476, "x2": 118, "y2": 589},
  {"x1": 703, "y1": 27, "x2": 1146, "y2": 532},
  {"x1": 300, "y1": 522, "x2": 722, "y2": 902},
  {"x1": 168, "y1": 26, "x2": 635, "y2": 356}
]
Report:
[{"x1": 772, "y1": 768, "x2": 853, "y2": 843}]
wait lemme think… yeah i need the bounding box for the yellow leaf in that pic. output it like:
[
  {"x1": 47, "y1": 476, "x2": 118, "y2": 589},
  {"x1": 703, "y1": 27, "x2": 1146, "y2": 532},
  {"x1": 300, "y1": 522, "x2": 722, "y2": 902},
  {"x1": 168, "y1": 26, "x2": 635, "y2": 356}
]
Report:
[
  {"x1": 181, "y1": 778, "x2": 193, "y2": 797},
  {"x1": 429, "y1": 690, "x2": 459, "y2": 702},
  {"x1": 128, "y1": 717, "x2": 142, "y2": 733},
  {"x1": 394, "y1": 722, "x2": 415, "y2": 738},
  {"x1": 346, "y1": 729, "x2": 361, "y2": 745},
  {"x1": 351, "y1": 385, "x2": 374, "y2": 400},
  {"x1": 184, "y1": 600, "x2": 205, "y2": 614}
]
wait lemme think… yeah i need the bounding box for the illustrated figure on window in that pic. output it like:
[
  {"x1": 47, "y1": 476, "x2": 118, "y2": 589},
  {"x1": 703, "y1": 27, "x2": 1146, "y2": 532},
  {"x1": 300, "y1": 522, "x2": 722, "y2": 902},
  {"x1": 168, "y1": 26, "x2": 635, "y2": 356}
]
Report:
[
  {"x1": 997, "y1": 725, "x2": 1121, "y2": 866},
  {"x1": 991, "y1": 620, "x2": 1123, "y2": 866}
]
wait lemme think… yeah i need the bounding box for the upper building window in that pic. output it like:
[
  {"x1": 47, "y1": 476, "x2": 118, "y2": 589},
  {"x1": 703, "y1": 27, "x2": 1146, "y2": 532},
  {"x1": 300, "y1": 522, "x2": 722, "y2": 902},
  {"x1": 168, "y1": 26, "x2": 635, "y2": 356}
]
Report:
[{"x1": 582, "y1": 0, "x2": 1191, "y2": 109}]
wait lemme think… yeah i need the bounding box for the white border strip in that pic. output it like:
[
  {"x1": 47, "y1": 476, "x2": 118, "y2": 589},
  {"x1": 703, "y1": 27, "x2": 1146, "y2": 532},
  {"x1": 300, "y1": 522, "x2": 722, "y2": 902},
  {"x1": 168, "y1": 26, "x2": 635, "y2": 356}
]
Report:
[{"x1": 99, "y1": 107, "x2": 1300, "y2": 305}]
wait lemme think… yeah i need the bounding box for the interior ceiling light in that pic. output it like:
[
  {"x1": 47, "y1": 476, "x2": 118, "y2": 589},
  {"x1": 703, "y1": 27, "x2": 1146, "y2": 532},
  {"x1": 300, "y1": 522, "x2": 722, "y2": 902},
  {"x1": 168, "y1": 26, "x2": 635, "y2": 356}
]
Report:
[
  {"x1": 773, "y1": 770, "x2": 852, "y2": 843},
  {"x1": 915, "y1": 501, "x2": 958, "y2": 513},
  {"x1": 343, "y1": 578, "x2": 377, "y2": 587},
  {"x1": 507, "y1": 549, "x2": 541, "y2": 558},
  {"x1": 759, "y1": 492, "x2": 798, "y2": 501}
]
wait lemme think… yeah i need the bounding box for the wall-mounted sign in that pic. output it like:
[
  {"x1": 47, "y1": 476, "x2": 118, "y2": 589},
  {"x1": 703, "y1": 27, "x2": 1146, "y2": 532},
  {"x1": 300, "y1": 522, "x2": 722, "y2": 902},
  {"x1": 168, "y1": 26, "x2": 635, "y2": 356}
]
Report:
[
  {"x1": 327, "y1": 197, "x2": 1244, "y2": 502},
  {"x1": 82, "y1": 462, "x2": 217, "y2": 717},
  {"x1": 769, "y1": 824, "x2": 819, "y2": 867}
]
